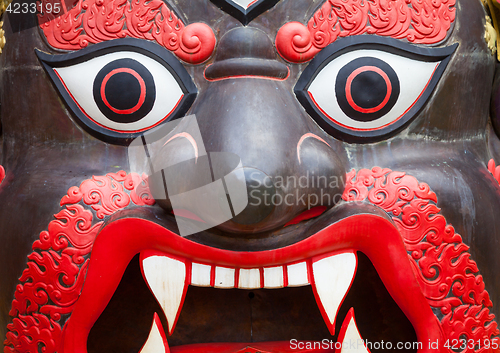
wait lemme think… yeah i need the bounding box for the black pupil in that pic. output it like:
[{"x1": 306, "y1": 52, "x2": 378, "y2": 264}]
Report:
[
  {"x1": 350, "y1": 71, "x2": 387, "y2": 109},
  {"x1": 93, "y1": 58, "x2": 156, "y2": 124},
  {"x1": 335, "y1": 56, "x2": 400, "y2": 123},
  {"x1": 105, "y1": 72, "x2": 141, "y2": 111}
]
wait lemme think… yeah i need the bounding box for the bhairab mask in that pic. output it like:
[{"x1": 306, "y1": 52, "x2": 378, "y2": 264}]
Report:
[{"x1": 1, "y1": 0, "x2": 500, "y2": 351}]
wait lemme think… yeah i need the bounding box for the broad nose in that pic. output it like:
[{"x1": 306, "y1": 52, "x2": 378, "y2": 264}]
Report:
[
  {"x1": 212, "y1": 135, "x2": 346, "y2": 234},
  {"x1": 148, "y1": 27, "x2": 346, "y2": 235},
  {"x1": 148, "y1": 129, "x2": 346, "y2": 235}
]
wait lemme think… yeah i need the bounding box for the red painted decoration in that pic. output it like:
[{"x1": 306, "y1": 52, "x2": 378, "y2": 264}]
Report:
[
  {"x1": 488, "y1": 158, "x2": 500, "y2": 184},
  {"x1": 335, "y1": 308, "x2": 369, "y2": 353},
  {"x1": 58, "y1": 217, "x2": 444, "y2": 352},
  {"x1": 284, "y1": 205, "x2": 327, "y2": 227},
  {"x1": 0, "y1": 165, "x2": 4, "y2": 185},
  {"x1": 38, "y1": 0, "x2": 216, "y2": 64},
  {"x1": 343, "y1": 168, "x2": 499, "y2": 350},
  {"x1": 3, "y1": 171, "x2": 154, "y2": 353},
  {"x1": 101, "y1": 68, "x2": 146, "y2": 114},
  {"x1": 232, "y1": 347, "x2": 272, "y2": 353},
  {"x1": 346, "y1": 66, "x2": 392, "y2": 114},
  {"x1": 170, "y1": 341, "x2": 324, "y2": 352},
  {"x1": 275, "y1": 0, "x2": 456, "y2": 63},
  {"x1": 4, "y1": 168, "x2": 499, "y2": 353}
]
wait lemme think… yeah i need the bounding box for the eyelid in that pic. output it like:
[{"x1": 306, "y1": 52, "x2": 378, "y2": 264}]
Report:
[
  {"x1": 297, "y1": 37, "x2": 458, "y2": 90},
  {"x1": 294, "y1": 36, "x2": 458, "y2": 143},
  {"x1": 36, "y1": 38, "x2": 197, "y2": 144}
]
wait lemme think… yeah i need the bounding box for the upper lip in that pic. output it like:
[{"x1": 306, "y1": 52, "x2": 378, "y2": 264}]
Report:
[{"x1": 59, "y1": 210, "x2": 444, "y2": 353}]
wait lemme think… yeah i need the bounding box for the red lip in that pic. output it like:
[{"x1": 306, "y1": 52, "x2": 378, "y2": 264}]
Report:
[{"x1": 60, "y1": 213, "x2": 444, "y2": 353}]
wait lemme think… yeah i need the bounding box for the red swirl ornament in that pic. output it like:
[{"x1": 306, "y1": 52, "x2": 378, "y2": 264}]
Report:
[
  {"x1": 488, "y1": 159, "x2": 500, "y2": 184},
  {"x1": 276, "y1": 0, "x2": 456, "y2": 63},
  {"x1": 4, "y1": 172, "x2": 154, "y2": 353},
  {"x1": 343, "y1": 168, "x2": 499, "y2": 350},
  {"x1": 38, "y1": 0, "x2": 216, "y2": 64},
  {"x1": 4, "y1": 168, "x2": 499, "y2": 353}
]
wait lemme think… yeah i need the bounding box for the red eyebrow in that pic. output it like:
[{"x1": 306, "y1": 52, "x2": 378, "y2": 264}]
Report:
[
  {"x1": 38, "y1": 0, "x2": 216, "y2": 64},
  {"x1": 275, "y1": 0, "x2": 456, "y2": 63}
]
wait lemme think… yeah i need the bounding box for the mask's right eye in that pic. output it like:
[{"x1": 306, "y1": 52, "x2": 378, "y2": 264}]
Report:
[
  {"x1": 294, "y1": 37, "x2": 457, "y2": 143},
  {"x1": 36, "y1": 38, "x2": 197, "y2": 144}
]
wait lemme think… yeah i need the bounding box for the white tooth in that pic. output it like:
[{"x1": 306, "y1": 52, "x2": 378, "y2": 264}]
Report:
[
  {"x1": 140, "y1": 313, "x2": 169, "y2": 353},
  {"x1": 287, "y1": 262, "x2": 309, "y2": 286},
  {"x1": 264, "y1": 266, "x2": 284, "y2": 288},
  {"x1": 214, "y1": 266, "x2": 235, "y2": 288},
  {"x1": 142, "y1": 256, "x2": 187, "y2": 335},
  {"x1": 338, "y1": 309, "x2": 369, "y2": 353},
  {"x1": 191, "y1": 263, "x2": 212, "y2": 287},
  {"x1": 239, "y1": 268, "x2": 261, "y2": 289},
  {"x1": 312, "y1": 252, "x2": 357, "y2": 335}
]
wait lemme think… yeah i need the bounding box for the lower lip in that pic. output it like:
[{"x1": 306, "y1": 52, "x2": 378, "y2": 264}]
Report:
[{"x1": 170, "y1": 341, "x2": 333, "y2": 353}]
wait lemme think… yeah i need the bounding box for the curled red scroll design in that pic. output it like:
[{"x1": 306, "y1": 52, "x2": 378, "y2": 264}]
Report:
[
  {"x1": 276, "y1": 0, "x2": 456, "y2": 63},
  {"x1": 38, "y1": 0, "x2": 216, "y2": 64},
  {"x1": 343, "y1": 168, "x2": 499, "y2": 351},
  {"x1": 488, "y1": 159, "x2": 500, "y2": 185},
  {"x1": 3, "y1": 172, "x2": 154, "y2": 353},
  {"x1": 5, "y1": 168, "x2": 499, "y2": 352}
]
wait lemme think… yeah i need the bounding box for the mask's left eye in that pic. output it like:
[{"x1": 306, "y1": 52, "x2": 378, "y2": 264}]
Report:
[{"x1": 36, "y1": 39, "x2": 197, "y2": 144}]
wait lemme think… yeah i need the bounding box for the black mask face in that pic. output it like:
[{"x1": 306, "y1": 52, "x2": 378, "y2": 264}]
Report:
[{"x1": 1, "y1": 0, "x2": 500, "y2": 351}]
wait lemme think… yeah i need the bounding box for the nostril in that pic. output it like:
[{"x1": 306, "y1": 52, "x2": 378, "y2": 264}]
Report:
[{"x1": 231, "y1": 167, "x2": 276, "y2": 226}]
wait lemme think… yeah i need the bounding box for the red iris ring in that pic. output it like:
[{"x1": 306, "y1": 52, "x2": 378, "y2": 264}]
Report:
[
  {"x1": 334, "y1": 56, "x2": 400, "y2": 123},
  {"x1": 93, "y1": 58, "x2": 156, "y2": 124},
  {"x1": 345, "y1": 66, "x2": 392, "y2": 114},
  {"x1": 100, "y1": 68, "x2": 147, "y2": 115}
]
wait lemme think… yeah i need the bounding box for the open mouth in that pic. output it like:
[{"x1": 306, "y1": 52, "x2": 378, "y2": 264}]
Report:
[
  {"x1": 7, "y1": 169, "x2": 497, "y2": 353},
  {"x1": 139, "y1": 247, "x2": 358, "y2": 353},
  {"x1": 60, "y1": 209, "x2": 444, "y2": 353}
]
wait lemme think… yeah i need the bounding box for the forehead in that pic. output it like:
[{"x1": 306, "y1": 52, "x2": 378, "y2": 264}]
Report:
[
  {"x1": 39, "y1": 0, "x2": 456, "y2": 62},
  {"x1": 274, "y1": 0, "x2": 456, "y2": 63}
]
